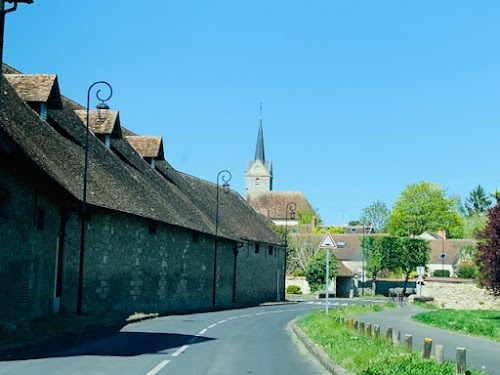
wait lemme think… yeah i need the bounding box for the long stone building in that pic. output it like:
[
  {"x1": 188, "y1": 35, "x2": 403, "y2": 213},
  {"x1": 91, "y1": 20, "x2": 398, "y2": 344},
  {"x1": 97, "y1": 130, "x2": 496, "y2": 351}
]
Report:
[{"x1": 0, "y1": 66, "x2": 285, "y2": 323}]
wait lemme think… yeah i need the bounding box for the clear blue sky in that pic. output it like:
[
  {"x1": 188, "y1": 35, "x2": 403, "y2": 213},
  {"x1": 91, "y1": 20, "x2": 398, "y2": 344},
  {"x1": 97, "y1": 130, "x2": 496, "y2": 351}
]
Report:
[{"x1": 5, "y1": 1, "x2": 500, "y2": 225}]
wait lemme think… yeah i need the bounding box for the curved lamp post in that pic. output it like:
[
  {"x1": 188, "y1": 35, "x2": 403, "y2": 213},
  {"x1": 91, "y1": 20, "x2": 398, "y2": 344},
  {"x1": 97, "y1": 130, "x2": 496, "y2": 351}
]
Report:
[
  {"x1": 283, "y1": 202, "x2": 296, "y2": 300},
  {"x1": 212, "y1": 170, "x2": 231, "y2": 307},
  {"x1": 77, "y1": 81, "x2": 112, "y2": 314}
]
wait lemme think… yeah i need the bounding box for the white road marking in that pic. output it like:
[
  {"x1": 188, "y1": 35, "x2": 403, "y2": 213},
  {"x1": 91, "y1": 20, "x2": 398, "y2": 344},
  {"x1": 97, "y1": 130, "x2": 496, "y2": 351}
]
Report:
[
  {"x1": 188, "y1": 337, "x2": 197, "y2": 344},
  {"x1": 208, "y1": 323, "x2": 217, "y2": 329},
  {"x1": 305, "y1": 302, "x2": 314, "y2": 305},
  {"x1": 239, "y1": 314, "x2": 252, "y2": 318},
  {"x1": 228, "y1": 316, "x2": 237, "y2": 320},
  {"x1": 217, "y1": 319, "x2": 227, "y2": 324},
  {"x1": 146, "y1": 360, "x2": 170, "y2": 375},
  {"x1": 172, "y1": 345, "x2": 189, "y2": 357},
  {"x1": 199, "y1": 328, "x2": 208, "y2": 335},
  {"x1": 256, "y1": 312, "x2": 269, "y2": 315}
]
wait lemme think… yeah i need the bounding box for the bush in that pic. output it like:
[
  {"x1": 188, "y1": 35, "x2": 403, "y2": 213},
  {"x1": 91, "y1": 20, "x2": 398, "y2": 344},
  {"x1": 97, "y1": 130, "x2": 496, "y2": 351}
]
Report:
[
  {"x1": 457, "y1": 262, "x2": 480, "y2": 279},
  {"x1": 433, "y1": 269, "x2": 450, "y2": 277},
  {"x1": 306, "y1": 250, "x2": 338, "y2": 292},
  {"x1": 292, "y1": 269, "x2": 305, "y2": 277},
  {"x1": 286, "y1": 285, "x2": 302, "y2": 294}
]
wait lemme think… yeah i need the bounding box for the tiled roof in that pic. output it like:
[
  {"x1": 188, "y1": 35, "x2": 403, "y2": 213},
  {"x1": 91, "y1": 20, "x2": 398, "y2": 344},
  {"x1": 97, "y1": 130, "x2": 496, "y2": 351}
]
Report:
[
  {"x1": 337, "y1": 261, "x2": 355, "y2": 277},
  {"x1": 246, "y1": 191, "x2": 313, "y2": 219},
  {"x1": 4, "y1": 74, "x2": 62, "y2": 109},
  {"x1": 126, "y1": 136, "x2": 164, "y2": 159},
  {"x1": 74, "y1": 110, "x2": 120, "y2": 135},
  {"x1": 1, "y1": 74, "x2": 281, "y2": 246},
  {"x1": 428, "y1": 239, "x2": 476, "y2": 265}
]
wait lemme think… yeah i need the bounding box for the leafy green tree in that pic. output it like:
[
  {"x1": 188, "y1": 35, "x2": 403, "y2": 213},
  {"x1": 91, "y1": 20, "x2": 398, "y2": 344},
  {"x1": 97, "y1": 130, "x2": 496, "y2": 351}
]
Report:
[
  {"x1": 398, "y1": 237, "x2": 430, "y2": 291},
  {"x1": 297, "y1": 208, "x2": 322, "y2": 225},
  {"x1": 464, "y1": 185, "x2": 492, "y2": 217},
  {"x1": 463, "y1": 213, "x2": 488, "y2": 239},
  {"x1": 305, "y1": 250, "x2": 338, "y2": 292},
  {"x1": 360, "y1": 200, "x2": 390, "y2": 233},
  {"x1": 386, "y1": 182, "x2": 464, "y2": 238},
  {"x1": 349, "y1": 220, "x2": 362, "y2": 226}
]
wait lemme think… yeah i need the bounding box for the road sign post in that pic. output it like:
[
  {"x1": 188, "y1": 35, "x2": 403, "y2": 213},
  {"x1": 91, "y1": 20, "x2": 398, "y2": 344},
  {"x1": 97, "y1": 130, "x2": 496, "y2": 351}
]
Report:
[{"x1": 319, "y1": 233, "x2": 337, "y2": 315}]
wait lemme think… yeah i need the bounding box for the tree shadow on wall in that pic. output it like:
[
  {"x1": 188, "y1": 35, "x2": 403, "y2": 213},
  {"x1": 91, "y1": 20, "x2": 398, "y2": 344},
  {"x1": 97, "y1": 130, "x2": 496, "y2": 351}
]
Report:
[{"x1": 2, "y1": 331, "x2": 215, "y2": 361}]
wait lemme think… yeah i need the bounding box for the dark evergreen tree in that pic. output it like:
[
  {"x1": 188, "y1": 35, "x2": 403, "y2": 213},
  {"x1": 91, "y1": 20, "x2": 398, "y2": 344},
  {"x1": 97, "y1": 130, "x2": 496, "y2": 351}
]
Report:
[
  {"x1": 465, "y1": 185, "x2": 492, "y2": 217},
  {"x1": 477, "y1": 199, "x2": 500, "y2": 296}
]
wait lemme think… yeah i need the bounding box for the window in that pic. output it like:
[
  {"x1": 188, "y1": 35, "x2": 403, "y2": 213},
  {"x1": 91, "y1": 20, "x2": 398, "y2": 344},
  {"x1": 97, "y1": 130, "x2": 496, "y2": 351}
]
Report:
[
  {"x1": 255, "y1": 244, "x2": 260, "y2": 254},
  {"x1": 268, "y1": 245, "x2": 273, "y2": 255},
  {"x1": 350, "y1": 228, "x2": 357, "y2": 233},
  {"x1": 337, "y1": 242, "x2": 346, "y2": 248},
  {"x1": 192, "y1": 231, "x2": 199, "y2": 243},
  {"x1": 255, "y1": 178, "x2": 260, "y2": 186},
  {"x1": 148, "y1": 219, "x2": 157, "y2": 234}
]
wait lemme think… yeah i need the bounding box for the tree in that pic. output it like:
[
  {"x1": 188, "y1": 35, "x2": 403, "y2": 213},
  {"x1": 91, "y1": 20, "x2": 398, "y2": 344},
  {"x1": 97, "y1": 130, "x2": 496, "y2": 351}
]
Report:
[
  {"x1": 477, "y1": 201, "x2": 500, "y2": 296},
  {"x1": 297, "y1": 208, "x2": 322, "y2": 225},
  {"x1": 360, "y1": 200, "x2": 390, "y2": 233},
  {"x1": 305, "y1": 250, "x2": 338, "y2": 292},
  {"x1": 398, "y1": 237, "x2": 430, "y2": 292},
  {"x1": 349, "y1": 220, "x2": 362, "y2": 226},
  {"x1": 463, "y1": 213, "x2": 488, "y2": 239},
  {"x1": 464, "y1": 185, "x2": 492, "y2": 217},
  {"x1": 386, "y1": 181, "x2": 464, "y2": 238}
]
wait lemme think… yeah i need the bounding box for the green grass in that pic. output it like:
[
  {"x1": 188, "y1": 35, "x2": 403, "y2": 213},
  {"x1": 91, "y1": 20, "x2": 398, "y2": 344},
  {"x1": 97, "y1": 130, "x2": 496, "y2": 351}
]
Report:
[
  {"x1": 412, "y1": 300, "x2": 438, "y2": 309},
  {"x1": 297, "y1": 305, "x2": 486, "y2": 375},
  {"x1": 412, "y1": 309, "x2": 500, "y2": 342}
]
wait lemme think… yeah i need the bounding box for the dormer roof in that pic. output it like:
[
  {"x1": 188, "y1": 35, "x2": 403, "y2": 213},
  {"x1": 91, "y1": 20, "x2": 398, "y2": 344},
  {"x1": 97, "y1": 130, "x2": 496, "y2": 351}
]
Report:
[
  {"x1": 74, "y1": 110, "x2": 122, "y2": 137},
  {"x1": 5, "y1": 74, "x2": 62, "y2": 109},
  {"x1": 126, "y1": 136, "x2": 164, "y2": 160}
]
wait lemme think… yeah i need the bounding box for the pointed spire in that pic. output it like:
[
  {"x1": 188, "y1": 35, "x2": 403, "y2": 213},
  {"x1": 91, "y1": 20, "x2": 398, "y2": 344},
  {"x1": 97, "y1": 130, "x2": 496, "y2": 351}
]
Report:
[{"x1": 254, "y1": 102, "x2": 265, "y2": 162}]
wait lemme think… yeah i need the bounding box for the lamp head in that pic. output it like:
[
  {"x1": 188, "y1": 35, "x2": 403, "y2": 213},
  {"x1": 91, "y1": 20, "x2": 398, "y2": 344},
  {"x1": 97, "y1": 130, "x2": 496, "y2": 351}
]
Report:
[
  {"x1": 96, "y1": 101, "x2": 109, "y2": 121},
  {"x1": 222, "y1": 181, "x2": 230, "y2": 194}
]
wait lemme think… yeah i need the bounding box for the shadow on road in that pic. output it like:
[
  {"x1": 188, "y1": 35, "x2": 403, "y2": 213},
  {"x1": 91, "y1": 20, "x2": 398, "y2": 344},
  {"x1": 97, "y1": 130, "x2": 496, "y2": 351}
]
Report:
[{"x1": 1, "y1": 331, "x2": 215, "y2": 361}]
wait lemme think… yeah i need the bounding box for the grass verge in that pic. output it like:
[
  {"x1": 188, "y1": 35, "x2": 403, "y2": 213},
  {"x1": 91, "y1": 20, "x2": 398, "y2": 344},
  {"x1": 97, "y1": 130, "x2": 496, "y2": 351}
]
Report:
[
  {"x1": 412, "y1": 309, "x2": 500, "y2": 342},
  {"x1": 297, "y1": 304, "x2": 486, "y2": 375}
]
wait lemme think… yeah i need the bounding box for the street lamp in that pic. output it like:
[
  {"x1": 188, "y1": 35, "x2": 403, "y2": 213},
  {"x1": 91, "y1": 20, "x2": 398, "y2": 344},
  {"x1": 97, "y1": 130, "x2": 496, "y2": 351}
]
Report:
[
  {"x1": 0, "y1": 0, "x2": 33, "y2": 109},
  {"x1": 283, "y1": 202, "x2": 296, "y2": 301},
  {"x1": 212, "y1": 169, "x2": 231, "y2": 307},
  {"x1": 77, "y1": 81, "x2": 112, "y2": 314}
]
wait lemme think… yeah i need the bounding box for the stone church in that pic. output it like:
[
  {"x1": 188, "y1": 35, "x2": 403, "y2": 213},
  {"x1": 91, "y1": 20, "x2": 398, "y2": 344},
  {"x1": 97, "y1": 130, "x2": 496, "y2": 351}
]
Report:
[{"x1": 245, "y1": 109, "x2": 313, "y2": 227}]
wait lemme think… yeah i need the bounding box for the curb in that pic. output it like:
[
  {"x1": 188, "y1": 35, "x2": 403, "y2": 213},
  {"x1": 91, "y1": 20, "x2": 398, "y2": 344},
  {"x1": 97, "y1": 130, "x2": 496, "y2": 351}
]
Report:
[{"x1": 289, "y1": 319, "x2": 353, "y2": 375}]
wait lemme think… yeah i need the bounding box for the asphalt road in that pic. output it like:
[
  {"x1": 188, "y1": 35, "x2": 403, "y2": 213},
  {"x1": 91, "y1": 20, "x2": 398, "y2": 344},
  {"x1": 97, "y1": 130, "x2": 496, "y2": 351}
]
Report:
[{"x1": 0, "y1": 299, "x2": 370, "y2": 375}]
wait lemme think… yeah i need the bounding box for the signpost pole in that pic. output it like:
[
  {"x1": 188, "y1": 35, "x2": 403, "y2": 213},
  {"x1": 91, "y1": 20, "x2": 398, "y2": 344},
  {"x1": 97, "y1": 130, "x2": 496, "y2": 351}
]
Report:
[{"x1": 325, "y1": 248, "x2": 329, "y2": 315}]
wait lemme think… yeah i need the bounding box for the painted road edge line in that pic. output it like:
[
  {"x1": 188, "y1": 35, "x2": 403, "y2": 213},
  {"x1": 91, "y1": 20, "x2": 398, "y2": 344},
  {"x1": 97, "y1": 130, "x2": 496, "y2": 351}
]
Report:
[{"x1": 146, "y1": 360, "x2": 170, "y2": 375}]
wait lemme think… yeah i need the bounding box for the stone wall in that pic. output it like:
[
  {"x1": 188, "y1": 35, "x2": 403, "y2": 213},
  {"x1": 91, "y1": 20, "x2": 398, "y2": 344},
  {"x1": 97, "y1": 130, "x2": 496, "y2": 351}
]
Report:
[
  {"x1": 416, "y1": 280, "x2": 500, "y2": 310},
  {"x1": 0, "y1": 168, "x2": 61, "y2": 321}
]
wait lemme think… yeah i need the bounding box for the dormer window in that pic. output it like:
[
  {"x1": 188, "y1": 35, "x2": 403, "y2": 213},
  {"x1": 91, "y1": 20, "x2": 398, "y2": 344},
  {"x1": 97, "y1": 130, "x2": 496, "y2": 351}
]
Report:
[
  {"x1": 105, "y1": 134, "x2": 111, "y2": 148},
  {"x1": 126, "y1": 136, "x2": 164, "y2": 170},
  {"x1": 74, "y1": 110, "x2": 122, "y2": 149}
]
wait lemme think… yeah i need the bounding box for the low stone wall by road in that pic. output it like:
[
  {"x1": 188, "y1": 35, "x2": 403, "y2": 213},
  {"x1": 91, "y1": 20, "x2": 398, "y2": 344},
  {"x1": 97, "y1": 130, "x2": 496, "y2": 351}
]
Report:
[{"x1": 415, "y1": 279, "x2": 500, "y2": 310}]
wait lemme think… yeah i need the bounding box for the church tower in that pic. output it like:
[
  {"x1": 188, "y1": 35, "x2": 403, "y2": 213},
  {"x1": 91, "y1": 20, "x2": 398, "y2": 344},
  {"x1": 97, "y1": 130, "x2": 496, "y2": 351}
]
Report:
[{"x1": 245, "y1": 105, "x2": 273, "y2": 197}]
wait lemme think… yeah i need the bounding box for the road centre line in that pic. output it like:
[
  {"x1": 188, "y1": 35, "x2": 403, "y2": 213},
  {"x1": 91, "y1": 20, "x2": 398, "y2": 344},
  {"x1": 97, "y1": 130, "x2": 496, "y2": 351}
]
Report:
[
  {"x1": 199, "y1": 328, "x2": 208, "y2": 335},
  {"x1": 146, "y1": 359, "x2": 170, "y2": 375},
  {"x1": 208, "y1": 323, "x2": 217, "y2": 329},
  {"x1": 239, "y1": 314, "x2": 252, "y2": 318},
  {"x1": 227, "y1": 316, "x2": 237, "y2": 320},
  {"x1": 172, "y1": 345, "x2": 189, "y2": 357},
  {"x1": 256, "y1": 312, "x2": 269, "y2": 315},
  {"x1": 188, "y1": 337, "x2": 197, "y2": 344},
  {"x1": 217, "y1": 319, "x2": 227, "y2": 324}
]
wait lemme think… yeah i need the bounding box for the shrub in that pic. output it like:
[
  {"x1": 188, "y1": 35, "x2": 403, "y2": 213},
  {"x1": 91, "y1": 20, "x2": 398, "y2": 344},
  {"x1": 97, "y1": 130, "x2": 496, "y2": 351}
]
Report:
[
  {"x1": 292, "y1": 269, "x2": 305, "y2": 277},
  {"x1": 306, "y1": 250, "x2": 338, "y2": 292},
  {"x1": 457, "y1": 262, "x2": 480, "y2": 279},
  {"x1": 433, "y1": 269, "x2": 450, "y2": 277},
  {"x1": 286, "y1": 285, "x2": 302, "y2": 294}
]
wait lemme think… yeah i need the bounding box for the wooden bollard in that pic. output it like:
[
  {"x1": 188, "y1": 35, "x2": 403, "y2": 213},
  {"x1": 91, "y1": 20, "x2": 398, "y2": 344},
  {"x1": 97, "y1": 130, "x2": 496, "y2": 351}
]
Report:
[
  {"x1": 405, "y1": 334, "x2": 412, "y2": 353},
  {"x1": 456, "y1": 347, "x2": 466, "y2": 374},
  {"x1": 393, "y1": 331, "x2": 400, "y2": 346},
  {"x1": 374, "y1": 325, "x2": 380, "y2": 339},
  {"x1": 422, "y1": 337, "x2": 433, "y2": 359},
  {"x1": 386, "y1": 327, "x2": 393, "y2": 342},
  {"x1": 359, "y1": 322, "x2": 365, "y2": 334},
  {"x1": 435, "y1": 345, "x2": 444, "y2": 364},
  {"x1": 366, "y1": 323, "x2": 372, "y2": 337},
  {"x1": 347, "y1": 319, "x2": 353, "y2": 329},
  {"x1": 353, "y1": 320, "x2": 359, "y2": 330}
]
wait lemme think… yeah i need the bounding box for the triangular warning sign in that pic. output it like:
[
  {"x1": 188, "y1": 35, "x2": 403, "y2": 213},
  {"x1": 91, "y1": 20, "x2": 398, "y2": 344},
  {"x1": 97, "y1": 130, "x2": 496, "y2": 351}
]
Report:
[{"x1": 319, "y1": 233, "x2": 337, "y2": 248}]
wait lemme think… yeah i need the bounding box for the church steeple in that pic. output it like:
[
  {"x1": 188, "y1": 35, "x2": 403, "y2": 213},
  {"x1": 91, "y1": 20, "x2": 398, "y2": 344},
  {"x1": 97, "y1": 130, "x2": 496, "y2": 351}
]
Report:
[
  {"x1": 254, "y1": 103, "x2": 265, "y2": 162},
  {"x1": 245, "y1": 103, "x2": 273, "y2": 197}
]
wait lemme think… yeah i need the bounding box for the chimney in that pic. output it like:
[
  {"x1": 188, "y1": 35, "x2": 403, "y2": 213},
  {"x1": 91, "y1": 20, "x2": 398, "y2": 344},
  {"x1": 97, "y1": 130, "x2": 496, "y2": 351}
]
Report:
[{"x1": 437, "y1": 229, "x2": 447, "y2": 240}]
